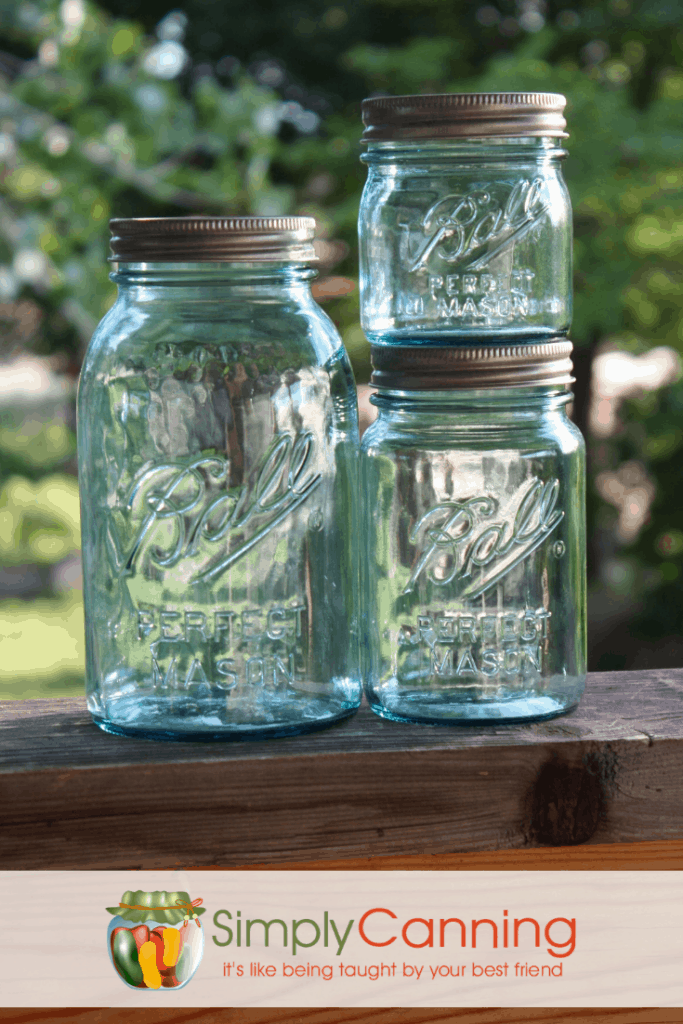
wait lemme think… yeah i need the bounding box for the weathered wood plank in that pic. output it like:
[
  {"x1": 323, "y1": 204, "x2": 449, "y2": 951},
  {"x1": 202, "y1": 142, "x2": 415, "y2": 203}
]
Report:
[
  {"x1": 1, "y1": 1009, "x2": 680, "y2": 1023},
  {"x1": 235, "y1": 840, "x2": 683, "y2": 871},
  {"x1": 0, "y1": 1010, "x2": 679, "y2": 1024},
  {"x1": 2, "y1": 670, "x2": 683, "y2": 869}
]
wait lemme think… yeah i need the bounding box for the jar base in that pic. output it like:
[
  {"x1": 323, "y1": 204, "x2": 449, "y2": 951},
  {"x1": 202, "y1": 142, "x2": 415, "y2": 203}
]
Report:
[
  {"x1": 367, "y1": 688, "x2": 583, "y2": 726},
  {"x1": 91, "y1": 689, "x2": 360, "y2": 741}
]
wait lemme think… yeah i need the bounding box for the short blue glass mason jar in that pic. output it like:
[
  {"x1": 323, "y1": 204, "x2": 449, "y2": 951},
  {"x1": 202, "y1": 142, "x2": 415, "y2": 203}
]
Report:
[
  {"x1": 78, "y1": 217, "x2": 361, "y2": 740},
  {"x1": 359, "y1": 93, "x2": 571, "y2": 344},
  {"x1": 361, "y1": 342, "x2": 586, "y2": 724}
]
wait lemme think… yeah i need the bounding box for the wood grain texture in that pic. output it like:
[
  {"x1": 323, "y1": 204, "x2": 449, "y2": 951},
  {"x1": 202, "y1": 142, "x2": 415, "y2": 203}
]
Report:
[
  {"x1": 218, "y1": 839, "x2": 683, "y2": 871},
  {"x1": 0, "y1": 1008, "x2": 680, "y2": 1023},
  {"x1": 3, "y1": 670, "x2": 683, "y2": 869}
]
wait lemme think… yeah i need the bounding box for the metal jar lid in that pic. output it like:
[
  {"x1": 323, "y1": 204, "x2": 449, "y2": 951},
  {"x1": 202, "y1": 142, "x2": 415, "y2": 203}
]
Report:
[
  {"x1": 361, "y1": 92, "x2": 568, "y2": 143},
  {"x1": 370, "y1": 340, "x2": 574, "y2": 390},
  {"x1": 109, "y1": 216, "x2": 318, "y2": 263}
]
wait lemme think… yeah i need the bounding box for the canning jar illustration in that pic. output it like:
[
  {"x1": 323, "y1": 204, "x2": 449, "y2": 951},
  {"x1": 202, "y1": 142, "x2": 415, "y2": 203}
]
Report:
[{"x1": 106, "y1": 889, "x2": 205, "y2": 990}]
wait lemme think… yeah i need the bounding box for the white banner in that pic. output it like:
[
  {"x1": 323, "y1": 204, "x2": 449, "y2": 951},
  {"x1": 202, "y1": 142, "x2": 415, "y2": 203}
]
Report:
[{"x1": 0, "y1": 870, "x2": 680, "y2": 1007}]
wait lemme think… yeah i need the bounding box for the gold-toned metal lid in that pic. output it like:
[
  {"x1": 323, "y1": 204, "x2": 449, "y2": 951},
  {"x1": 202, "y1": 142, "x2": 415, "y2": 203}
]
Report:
[
  {"x1": 370, "y1": 340, "x2": 574, "y2": 390},
  {"x1": 361, "y1": 92, "x2": 568, "y2": 142},
  {"x1": 109, "y1": 216, "x2": 318, "y2": 263}
]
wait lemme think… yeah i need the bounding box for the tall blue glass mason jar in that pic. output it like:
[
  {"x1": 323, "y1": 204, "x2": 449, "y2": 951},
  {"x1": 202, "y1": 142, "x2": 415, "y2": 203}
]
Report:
[
  {"x1": 78, "y1": 217, "x2": 361, "y2": 740},
  {"x1": 359, "y1": 93, "x2": 571, "y2": 344},
  {"x1": 361, "y1": 343, "x2": 586, "y2": 724}
]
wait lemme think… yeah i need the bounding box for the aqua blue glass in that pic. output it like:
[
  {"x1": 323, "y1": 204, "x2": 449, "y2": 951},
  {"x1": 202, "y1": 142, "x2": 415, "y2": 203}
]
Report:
[
  {"x1": 78, "y1": 225, "x2": 360, "y2": 740},
  {"x1": 361, "y1": 378, "x2": 586, "y2": 724},
  {"x1": 359, "y1": 136, "x2": 571, "y2": 344}
]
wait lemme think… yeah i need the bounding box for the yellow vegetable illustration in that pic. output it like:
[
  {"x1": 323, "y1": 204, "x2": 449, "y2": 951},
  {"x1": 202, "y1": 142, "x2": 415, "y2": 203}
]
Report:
[
  {"x1": 163, "y1": 926, "x2": 181, "y2": 967},
  {"x1": 139, "y1": 941, "x2": 162, "y2": 989}
]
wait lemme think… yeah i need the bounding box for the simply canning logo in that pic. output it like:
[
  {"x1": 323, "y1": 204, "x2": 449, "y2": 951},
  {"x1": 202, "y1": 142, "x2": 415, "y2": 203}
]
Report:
[
  {"x1": 106, "y1": 889, "x2": 205, "y2": 990},
  {"x1": 211, "y1": 904, "x2": 576, "y2": 963}
]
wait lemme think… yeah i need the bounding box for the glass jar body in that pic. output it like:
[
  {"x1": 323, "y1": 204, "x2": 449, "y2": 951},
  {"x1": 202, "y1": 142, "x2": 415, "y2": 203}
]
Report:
[
  {"x1": 359, "y1": 139, "x2": 572, "y2": 344},
  {"x1": 78, "y1": 263, "x2": 361, "y2": 739},
  {"x1": 361, "y1": 387, "x2": 586, "y2": 724},
  {"x1": 108, "y1": 916, "x2": 204, "y2": 989}
]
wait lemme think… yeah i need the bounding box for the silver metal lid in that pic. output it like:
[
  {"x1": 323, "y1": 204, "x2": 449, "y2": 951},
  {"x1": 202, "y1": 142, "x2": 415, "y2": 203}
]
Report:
[
  {"x1": 109, "y1": 216, "x2": 318, "y2": 263},
  {"x1": 370, "y1": 340, "x2": 574, "y2": 390},
  {"x1": 361, "y1": 92, "x2": 568, "y2": 142}
]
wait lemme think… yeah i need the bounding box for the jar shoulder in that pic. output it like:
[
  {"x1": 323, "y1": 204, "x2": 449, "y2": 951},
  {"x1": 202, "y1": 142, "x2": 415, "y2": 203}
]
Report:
[
  {"x1": 362, "y1": 410, "x2": 584, "y2": 457},
  {"x1": 80, "y1": 293, "x2": 345, "y2": 375}
]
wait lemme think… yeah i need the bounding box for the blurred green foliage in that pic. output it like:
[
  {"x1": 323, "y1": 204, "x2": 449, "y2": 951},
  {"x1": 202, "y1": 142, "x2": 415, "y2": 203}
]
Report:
[
  {"x1": 0, "y1": 590, "x2": 84, "y2": 696},
  {"x1": 0, "y1": 473, "x2": 79, "y2": 564},
  {"x1": 0, "y1": 409, "x2": 73, "y2": 470},
  {"x1": 0, "y1": 0, "x2": 682, "y2": 694},
  {"x1": 604, "y1": 372, "x2": 683, "y2": 666}
]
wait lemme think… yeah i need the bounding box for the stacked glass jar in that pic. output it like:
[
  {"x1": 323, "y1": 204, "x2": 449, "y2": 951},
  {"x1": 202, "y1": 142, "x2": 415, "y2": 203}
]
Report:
[{"x1": 358, "y1": 93, "x2": 587, "y2": 724}]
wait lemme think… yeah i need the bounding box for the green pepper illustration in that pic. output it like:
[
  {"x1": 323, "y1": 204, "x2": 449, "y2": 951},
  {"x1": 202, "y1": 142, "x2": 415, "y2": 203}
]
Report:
[{"x1": 111, "y1": 928, "x2": 144, "y2": 987}]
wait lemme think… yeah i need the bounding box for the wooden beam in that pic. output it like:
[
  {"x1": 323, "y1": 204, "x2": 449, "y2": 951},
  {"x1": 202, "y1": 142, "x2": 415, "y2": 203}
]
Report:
[
  {"x1": 0, "y1": 1009, "x2": 679, "y2": 1024},
  {"x1": 229, "y1": 840, "x2": 683, "y2": 871},
  {"x1": 2, "y1": 669, "x2": 683, "y2": 869}
]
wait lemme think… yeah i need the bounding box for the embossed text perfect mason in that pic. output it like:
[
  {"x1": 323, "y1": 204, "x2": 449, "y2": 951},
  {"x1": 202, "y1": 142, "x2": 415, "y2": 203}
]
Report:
[
  {"x1": 78, "y1": 217, "x2": 361, "y2": 740},
  {"x1": 359, "y1": 93, "x2": 572, "y2": 343}
]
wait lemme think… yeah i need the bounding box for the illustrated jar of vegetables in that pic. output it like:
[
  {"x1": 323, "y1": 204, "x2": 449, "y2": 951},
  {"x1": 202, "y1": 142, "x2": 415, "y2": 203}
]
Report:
[{"x1": 107, "y1": 889, "x2": 205, "y2": 990}]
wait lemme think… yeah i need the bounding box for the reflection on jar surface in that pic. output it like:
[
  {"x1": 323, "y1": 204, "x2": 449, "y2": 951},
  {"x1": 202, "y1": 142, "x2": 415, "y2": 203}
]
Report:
[
  {"x1": 361, "y1": 381, "x2": 586, "y2": 724},
  {"x1": 79, "y1": 227, "x2": 361, "y2": 740}
]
